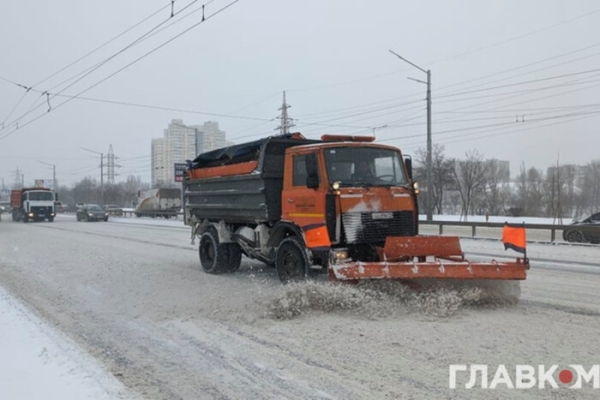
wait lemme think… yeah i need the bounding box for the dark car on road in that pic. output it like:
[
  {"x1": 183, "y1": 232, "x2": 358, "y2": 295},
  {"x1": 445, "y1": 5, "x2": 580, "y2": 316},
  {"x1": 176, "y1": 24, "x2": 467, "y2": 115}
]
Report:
[
  {"x1": 76, "y1": 204, "x2": 109, "y2": 222},
  {"x1": 563, "y1": 212, "x2": 600, "y2": 244}
]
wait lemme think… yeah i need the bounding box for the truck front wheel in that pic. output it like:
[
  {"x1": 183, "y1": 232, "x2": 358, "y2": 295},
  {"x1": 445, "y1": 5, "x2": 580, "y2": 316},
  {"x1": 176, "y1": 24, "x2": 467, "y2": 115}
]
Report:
[
  {"x1": 199, "y1": 230, "x2": 230, "y2": 274},
  {"x1": 276, "y1": 237, "x2": 310, "y2": 284}
]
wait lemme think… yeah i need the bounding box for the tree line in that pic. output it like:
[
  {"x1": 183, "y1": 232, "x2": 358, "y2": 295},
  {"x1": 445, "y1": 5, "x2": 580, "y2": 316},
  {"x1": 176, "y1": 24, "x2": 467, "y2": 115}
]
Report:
[
  {"x1": 55, "y1": 175, "x2": 150, "y2": 208},
  {"x1": 413, "y1": 145, "x2": 600, "y2": 220},
  {"x1": 42, "y1": 150, "x2": 600, "y2": 219}
]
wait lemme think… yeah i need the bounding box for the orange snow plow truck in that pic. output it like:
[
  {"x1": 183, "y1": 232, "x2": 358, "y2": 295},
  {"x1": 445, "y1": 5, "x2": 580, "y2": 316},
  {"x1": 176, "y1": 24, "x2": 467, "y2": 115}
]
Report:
[{"x1": 183, "y1": 133, "x2": 528, "y2": 288}]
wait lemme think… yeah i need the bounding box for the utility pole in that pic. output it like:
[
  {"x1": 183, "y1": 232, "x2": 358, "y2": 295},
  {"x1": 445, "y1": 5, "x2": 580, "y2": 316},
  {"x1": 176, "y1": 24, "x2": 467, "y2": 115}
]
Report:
[
  {"x1": 81, "y1": 147, "x2": 104, "y2": 205},
  {"x1": 389, "y1": 50, "x2": 433, "y2": 221},
  {"x1": 276, "y1": 91, "x2": 295, "y2": 135},
  {"x1": 38, "y1": 160, "x2": 57, "y2": 190},
  {"x1": 107, "y1": 144, "x2": 116, "y2": 185}
]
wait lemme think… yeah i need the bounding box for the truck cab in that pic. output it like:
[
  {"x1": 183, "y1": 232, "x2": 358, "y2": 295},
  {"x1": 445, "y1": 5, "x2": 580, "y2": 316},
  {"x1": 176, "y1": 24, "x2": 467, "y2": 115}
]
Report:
[{"x1": 280, "y1": 138, "x2": 419, "y2": 271}]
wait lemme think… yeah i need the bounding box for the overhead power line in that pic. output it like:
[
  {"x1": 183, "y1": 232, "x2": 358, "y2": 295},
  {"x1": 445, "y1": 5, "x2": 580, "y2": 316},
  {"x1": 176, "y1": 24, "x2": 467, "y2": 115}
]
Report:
[
  {"x1": 285, "y1": 7, "x2": 600, "y2": 93},
  {"x1": 401, "y1": 110, "x2": 600, "y2": 153},
  {"x1": 435, "y1": 68, "x2": 600, "y2": 99},
  {"x1": 32, "y1": 1, "x2": 175, "y2": 90},
  {"x1": 0, "y1": 2, "x2": 176, "y2": 130},
  {"x1": 1, "y1": 0, "x2": 203, "y2": 131},
  {"x1": 0, "y1": 0, "x2": 241, "y2": 142}
]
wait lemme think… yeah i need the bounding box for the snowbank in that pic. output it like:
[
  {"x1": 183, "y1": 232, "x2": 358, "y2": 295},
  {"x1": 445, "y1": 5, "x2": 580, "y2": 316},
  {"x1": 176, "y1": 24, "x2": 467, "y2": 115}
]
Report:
[{"x1": 0, "y1": 287, "x2": 133, "y2": 400}]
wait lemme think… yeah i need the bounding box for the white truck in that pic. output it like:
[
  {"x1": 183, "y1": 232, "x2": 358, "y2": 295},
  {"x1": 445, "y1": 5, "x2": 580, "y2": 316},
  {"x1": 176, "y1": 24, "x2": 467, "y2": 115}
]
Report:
[{"x1": 10, "y1": 187, "x2": 57, "y2": 222}]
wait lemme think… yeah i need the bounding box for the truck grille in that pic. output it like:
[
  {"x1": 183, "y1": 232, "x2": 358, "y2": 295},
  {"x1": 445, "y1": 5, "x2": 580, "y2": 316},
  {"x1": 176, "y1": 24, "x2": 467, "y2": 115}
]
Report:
[
  {"x1": 342, "y1": 211, "x2": 415, "y2": 244},
  {"x1": 32, "y1": 206, "x2": 52, "y2": 214}
]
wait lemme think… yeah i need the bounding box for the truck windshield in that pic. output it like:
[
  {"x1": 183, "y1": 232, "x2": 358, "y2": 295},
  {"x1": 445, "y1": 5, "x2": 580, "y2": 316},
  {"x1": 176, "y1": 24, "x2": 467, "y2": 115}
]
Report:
[
  {"x1": 28, "y1": 191, "x2": 54, "y2": 201},
  {"x1": 324, "y1": 147, "x2": 408, "y2": 187}
]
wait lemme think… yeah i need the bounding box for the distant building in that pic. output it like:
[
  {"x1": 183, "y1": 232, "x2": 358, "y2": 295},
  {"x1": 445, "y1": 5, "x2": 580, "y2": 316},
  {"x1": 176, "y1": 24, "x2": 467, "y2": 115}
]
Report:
[
  {"x1": 546, "y1": 164, "x2": 584, "y2": 187},
  {"x1": 195, "y1": 121, "x2": 226, "y2": 155},
  {"x1": 486, "y1": 159, "x2": 510, "y2": 181},
  {"x1": 151, "y1": 120, "x2": 228, "y2": 187},
  {"x1": 151, "y1": 119, "x2": 197, "y2": 187}
]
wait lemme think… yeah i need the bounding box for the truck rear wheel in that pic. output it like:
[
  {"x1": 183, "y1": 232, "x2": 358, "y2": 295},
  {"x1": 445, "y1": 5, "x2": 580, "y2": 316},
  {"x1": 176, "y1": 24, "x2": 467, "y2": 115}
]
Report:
[
  {"x1": 199, "y1": 230, "x2": 230, "y2": 274},
  {"x1": 226, "y1": 243, "x2": 243, "y2": 272},
  {"x1": 276, "y1": 237, "x2": 310, "y2": 284}
]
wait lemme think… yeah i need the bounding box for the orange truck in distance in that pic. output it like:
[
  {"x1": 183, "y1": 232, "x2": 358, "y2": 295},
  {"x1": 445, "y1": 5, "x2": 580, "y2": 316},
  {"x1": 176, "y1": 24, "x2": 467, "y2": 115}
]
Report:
[{"x1": 183, "y1": 133, "x2": 528, "y2": 298}]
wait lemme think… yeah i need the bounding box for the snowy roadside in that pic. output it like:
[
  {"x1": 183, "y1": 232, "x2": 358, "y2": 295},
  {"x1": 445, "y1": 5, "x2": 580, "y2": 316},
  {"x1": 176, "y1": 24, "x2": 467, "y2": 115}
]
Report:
[{"x1": 0, "y1": 286, "x2": 134, "y2": 400}]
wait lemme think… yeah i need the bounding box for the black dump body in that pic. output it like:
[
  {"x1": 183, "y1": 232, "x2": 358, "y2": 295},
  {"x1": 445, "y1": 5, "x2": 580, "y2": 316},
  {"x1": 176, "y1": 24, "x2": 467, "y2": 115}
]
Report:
[{"x1": 184, "y1": 134, "x2": 320, "y2": 226}]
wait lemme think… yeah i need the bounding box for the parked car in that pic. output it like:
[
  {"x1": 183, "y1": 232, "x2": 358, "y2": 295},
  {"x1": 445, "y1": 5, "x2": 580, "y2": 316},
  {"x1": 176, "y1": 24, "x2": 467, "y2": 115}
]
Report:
[
  {"x1": 54, "y1": 201, "x2": 68, "y2": 213},
  {"x1": 563, "y1": 212, "x2": 600, "y2": 244},
  {"x1": 104, "y1": 204, "x2": 124, "y2": 216},
  {"x1": 76, "y1": 204, "x2": 109, "y2": 222}
]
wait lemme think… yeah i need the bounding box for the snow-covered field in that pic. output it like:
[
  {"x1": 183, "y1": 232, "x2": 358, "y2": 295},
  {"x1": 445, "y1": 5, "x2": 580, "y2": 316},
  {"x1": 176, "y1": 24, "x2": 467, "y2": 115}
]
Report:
[{"x1": 1, "y1": 214, "x2": 599, "y2": 398}]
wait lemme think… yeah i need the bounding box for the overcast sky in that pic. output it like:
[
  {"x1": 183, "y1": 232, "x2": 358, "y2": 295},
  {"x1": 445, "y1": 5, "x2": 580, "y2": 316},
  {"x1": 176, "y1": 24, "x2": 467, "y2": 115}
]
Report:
[{"x1": 1, "y1": 0, "x2": 599, "y2": 187}]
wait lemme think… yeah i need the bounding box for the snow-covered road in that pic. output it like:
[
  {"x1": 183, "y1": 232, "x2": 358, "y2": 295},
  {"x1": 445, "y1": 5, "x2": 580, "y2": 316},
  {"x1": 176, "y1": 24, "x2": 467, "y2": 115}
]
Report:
[{"x1": 1, "y1": 215, "x2": 599, "y2": 399}]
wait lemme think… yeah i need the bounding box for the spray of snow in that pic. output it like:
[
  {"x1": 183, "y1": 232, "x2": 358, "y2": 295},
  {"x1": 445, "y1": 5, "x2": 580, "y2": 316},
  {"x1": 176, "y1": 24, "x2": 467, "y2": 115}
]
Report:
[{"x1": 264, "y1": 279, "x2": 520, "y2": 320}]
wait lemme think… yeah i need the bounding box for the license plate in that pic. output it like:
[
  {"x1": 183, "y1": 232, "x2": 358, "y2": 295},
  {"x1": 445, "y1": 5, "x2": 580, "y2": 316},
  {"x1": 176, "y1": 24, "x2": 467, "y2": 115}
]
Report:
[{"x1": 372, "y1": 212, "x2": 393, "y2": 220}]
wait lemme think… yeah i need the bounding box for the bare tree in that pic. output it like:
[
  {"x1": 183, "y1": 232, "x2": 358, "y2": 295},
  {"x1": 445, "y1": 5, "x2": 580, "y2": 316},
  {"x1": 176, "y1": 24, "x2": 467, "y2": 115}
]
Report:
[
  {"x1": 414, "y1": 144, "x2": 454, "y2": 214},
  {"x1": 57, "y1": 175, "x2": 151, "y2": 209},
  {"x1": 451, "y1": 150, "x2": 488, "y2": 220},
  {"x1": 544, "y1": 162, "x2": 578, "y2": 220},
  {"x1": 481, "y1": 160, "x2": 510, "y2": 216},
  {"x1": 513, "y1": 164, "x2": 545, "y2": 217},
  {"x1": 71, "y1": 177, "x2": 99, "y2": 205},
  {"x1": 578, "y1": 160, "x2": 600, "y2": 215}
]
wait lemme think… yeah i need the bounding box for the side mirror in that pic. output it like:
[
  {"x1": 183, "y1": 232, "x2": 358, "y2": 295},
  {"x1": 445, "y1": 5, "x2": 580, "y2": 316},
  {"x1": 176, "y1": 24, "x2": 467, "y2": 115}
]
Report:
[{"x1": 404, "y1": 157, "x2": 413, "y2": 180}]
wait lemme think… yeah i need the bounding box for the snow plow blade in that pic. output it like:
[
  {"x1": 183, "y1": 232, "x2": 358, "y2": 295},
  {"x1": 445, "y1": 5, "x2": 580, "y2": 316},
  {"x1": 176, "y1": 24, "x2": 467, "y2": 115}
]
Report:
[{"x1": 329, "y1": 236, "x2": 529, "y2": 281}]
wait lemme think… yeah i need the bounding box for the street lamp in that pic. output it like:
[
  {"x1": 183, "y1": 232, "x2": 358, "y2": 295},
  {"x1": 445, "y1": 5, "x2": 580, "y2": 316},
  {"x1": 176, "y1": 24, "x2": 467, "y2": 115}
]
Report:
[
  {"x1": 389, "y1": 49, "x2": 433, "y2": 222},
  {"x1": 371, "y1": 124, "x2": 388, "y2": 137},
  {"x1": 80, "y1": 147, "x2": 104, "y2": 205},
  {"x1": 37, "y1": 160, "x2": 56, "y2": 191}
]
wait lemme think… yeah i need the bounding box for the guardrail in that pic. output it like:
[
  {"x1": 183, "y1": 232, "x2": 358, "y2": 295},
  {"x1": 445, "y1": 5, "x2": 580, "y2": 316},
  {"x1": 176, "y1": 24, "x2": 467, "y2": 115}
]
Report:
[{"x1": 419, "y1": 220, "x2": 586, "y2": 242}]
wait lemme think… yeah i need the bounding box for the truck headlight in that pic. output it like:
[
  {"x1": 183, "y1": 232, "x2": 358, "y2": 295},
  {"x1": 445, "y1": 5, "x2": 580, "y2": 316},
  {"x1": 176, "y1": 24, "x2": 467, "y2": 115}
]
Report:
[
  {"x1": 412, "y1": 181, "x2": 420, "y2": 194},
  {"x1": 331, "y1": 249, "x2": 350, "y2": 264},
  {"x1": 88, "y1": 213, "x2": 93, "y2": 217},
  {"x1": 330, "y1": 181, "x2": 341, "y2": 195},
  {"x1": 28, "y1": 213, "x2": 34, "y2": 217}
]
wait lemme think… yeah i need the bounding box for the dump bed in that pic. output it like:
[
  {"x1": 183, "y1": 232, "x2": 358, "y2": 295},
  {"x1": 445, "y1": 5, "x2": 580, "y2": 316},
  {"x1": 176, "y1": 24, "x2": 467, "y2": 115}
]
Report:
[
  {"x1": 183, "y1": 134, "x2": 319, "y2": 226},
  {"x1": 10, "y1": 190, "x2": 23, "y2": 208}
]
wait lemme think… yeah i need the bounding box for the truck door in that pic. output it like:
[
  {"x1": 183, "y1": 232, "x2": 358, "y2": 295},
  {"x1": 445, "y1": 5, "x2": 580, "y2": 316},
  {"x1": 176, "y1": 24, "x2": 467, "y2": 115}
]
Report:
[{"x1": 282, "y1": 152, "x2": 328, "y2": 233}]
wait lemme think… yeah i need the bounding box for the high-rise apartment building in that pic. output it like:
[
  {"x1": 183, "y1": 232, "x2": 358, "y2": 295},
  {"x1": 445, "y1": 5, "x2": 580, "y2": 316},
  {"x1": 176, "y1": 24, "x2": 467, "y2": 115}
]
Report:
[
  {"x1": 195, "y1": 121, "x2": 226, "y2": 155},
  {"x1": 151, "y1": 119, "x2": 197, "y2": 187},
  {"x1": 151, "y1": 120, "x2": 228, "y2": 187}
]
